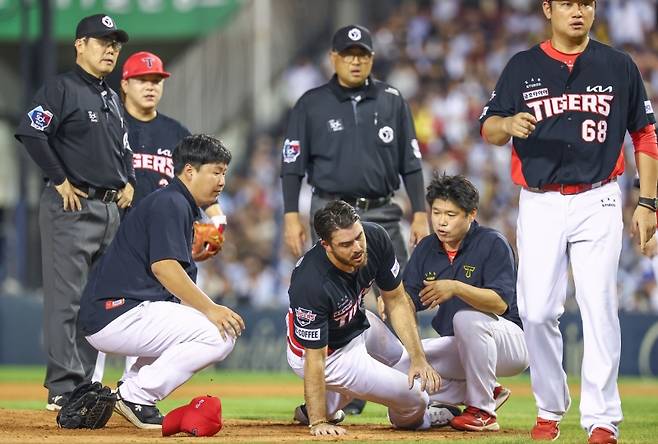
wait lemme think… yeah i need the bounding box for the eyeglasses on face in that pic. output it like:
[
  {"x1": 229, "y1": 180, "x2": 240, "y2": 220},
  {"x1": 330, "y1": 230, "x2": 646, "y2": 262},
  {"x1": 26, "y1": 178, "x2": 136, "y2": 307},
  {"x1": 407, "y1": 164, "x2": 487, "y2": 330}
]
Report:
[{"x1": 338, "y1": 52, "x2": 373, "y2": 63}]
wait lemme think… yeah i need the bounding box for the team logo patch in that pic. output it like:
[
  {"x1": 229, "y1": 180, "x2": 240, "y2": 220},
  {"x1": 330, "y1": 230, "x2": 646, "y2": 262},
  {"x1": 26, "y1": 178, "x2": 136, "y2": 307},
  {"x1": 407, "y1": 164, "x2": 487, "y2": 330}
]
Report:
[
  {"x1": 27, "y1": 106, "x2": 53, "y2": 131},
  {"x1": 390, "y1": 258, "x2": 400, "y2": 278},
  {"x1": 463, "y1": 265, "x2": 476, "y2": 278},
  {"x1": 424, "y1": 271, "x2": 437, "y2": 281},
  {"x1": 142, "y1": 56, "x2": 154, "y2": 68},
  {"x1": 348, "y1": 28, "x2": 362, "y2": 41},
  {"x1": 282, "y1": 139, "x2": 301, "y2": 163},
  {"x1": 411, "y1": 138, "x2": 421, "y2": 159},
  {"x1": 524, "y1": 77, "x2": 542, "y2": 89},
  {"x1": 87, "y1": 111, "x2": 98, "y2": 122},
  {"x1": 586, "y1": 85, "x2": 613, "y2": 93},
  {"x1": 523, "y1": 88, "x2": 549, "y2": 101},
  {"x1": 384, "y1": 86, "x2": 399, "y2": 96},
  {"x1": 645, "y1": 100, "x2": 654, "y2": 115},
  {"x1": 104, "y1": 298, "x2": 125, "y2": 310},
  {"x1": 327, "y1": 118, "x2": 343, "y2": 132},
  {"x1": 378, "y1": 126, "x2": 394, "y2": 143},
  {"x1": 101, "y1": 16, "x2": 114, "y2": 28},
  {"x1": 295, "y1": 307, "x2": 317, "y2": 326},
  {"x1": 295, "y1": 325, "x2": 320, "y2": 341}
]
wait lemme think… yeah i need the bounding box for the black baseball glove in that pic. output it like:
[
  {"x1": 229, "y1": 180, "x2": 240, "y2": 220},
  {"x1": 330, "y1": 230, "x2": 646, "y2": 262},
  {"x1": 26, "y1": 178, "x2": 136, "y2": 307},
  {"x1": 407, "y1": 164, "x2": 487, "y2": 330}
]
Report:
[{"x1": 56, "y1": 381, "x2": 117, "y2": 429}]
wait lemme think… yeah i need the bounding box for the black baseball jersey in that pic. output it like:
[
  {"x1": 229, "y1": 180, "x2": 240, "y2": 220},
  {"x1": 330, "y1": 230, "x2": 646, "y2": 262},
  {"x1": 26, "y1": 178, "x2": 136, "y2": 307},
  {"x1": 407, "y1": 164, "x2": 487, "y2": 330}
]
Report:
[
  {"x1": 126, "y1": 112, "x2": 190, "y2": 206},
  {"x1": 79, "y1": 177, "x2": 199, "y2": 335},
  {"x1": 15, "y1": 65, "x2": 132, "y2": 189},
  {"x1": 281, "y1": 75, "x2": 422, "y2": 197},
  {"x1": 404, "y1": 221, "x2": 521, "y2": 337},
  {"x1": 480, "y1": 39, "x2": 655, "y2": 187},
  {"x1": 287, "y1": 222, "x2": 401, "y2": 351}
]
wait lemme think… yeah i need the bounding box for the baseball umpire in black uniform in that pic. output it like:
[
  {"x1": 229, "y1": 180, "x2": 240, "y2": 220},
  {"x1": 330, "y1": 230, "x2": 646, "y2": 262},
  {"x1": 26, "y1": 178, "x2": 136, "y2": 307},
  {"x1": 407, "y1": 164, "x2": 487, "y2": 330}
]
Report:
[
  {"x1": 281, "y1": 24, "x2": 429, "y2": 265},
  {"x1": 15, "y1": 13, "x2": 134, "y2": 411}
]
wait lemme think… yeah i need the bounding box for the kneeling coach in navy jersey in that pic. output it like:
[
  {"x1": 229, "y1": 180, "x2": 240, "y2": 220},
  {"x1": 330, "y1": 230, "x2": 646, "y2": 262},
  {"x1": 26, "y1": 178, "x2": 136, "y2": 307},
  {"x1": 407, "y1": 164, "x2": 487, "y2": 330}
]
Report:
[
  {"x1": 395, "y1": 174, "x2": 528, "y2": 432},
  {"x1": 79, "y1": 134, "x2": 244, "y2": 429}
]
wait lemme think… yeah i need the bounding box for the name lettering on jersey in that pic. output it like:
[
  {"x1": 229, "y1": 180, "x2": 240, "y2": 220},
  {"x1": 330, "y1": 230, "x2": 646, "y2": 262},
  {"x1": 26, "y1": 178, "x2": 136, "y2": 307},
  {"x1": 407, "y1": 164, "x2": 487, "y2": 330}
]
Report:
[
  {"x1": 390, "y1": 257, "x2": 400, "y2": 278},
  {"x1": 157, "y1": 148, "x2": 172, "y2": 156},
  {"x1": 586, "y1": 85, "x2": 613, "y2": 93},
  {"x1": 378, "y1": 126, "x2": 394, "y2": 143},
  {"x1": 522, "y1": 88, "x2": 549, "y2": 101},
  {"x1": 27, "y1": 106, "x2": 53, "y2": 131},
  {"x1": 384, "y1": 86, "x2": 399, "y2": 96},
  {"x1": 327, "y1": 119, "x2": 344, "y2": 132},
  {"x1": 282, "y1": 139, "x2": 301, "y2": 163},
  {"x1": 424, "y1": 271, "x2": 437, "y2": 281},
  {"x1": 463, "y1": 265, "x2": 476, "y2": 279},
  {"x1": 333, "y1": 279, "x2": 373, "y2": 327},
  {"x1": 525, "y1": 94, "x2": 614, "y2": 122},
  {"x1": 87, "y1": 111, "x2": 98, "y2": 123},
  {"x1": 133, "y1": 153, "x2": 174, "y2": 178},
  {"x1": 295, "y1": 325, "x2": 320, "y2": 341},
  {"x1": 295, "y1": 307, "x2": 317, "y2": 327},
  {"x1": 104, "y1": 298, "x2": 125, "y2": 310}
]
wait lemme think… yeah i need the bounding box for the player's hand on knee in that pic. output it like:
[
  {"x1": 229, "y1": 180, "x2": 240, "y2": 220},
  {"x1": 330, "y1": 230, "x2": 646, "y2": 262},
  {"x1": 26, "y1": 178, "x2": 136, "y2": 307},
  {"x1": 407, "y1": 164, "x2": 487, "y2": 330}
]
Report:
[
  {"x1": 309, "y1": 422, "x2": 346, "y2": 436},
  {"x1": 205, "y1": 305, "x2": 245, "y2": 340},
  {"x1": 502, "y1": 112, "x2": 536, "y2": 139},
  {"x1": 408, "y1": 361, "x2": 441, "y2": 394}
]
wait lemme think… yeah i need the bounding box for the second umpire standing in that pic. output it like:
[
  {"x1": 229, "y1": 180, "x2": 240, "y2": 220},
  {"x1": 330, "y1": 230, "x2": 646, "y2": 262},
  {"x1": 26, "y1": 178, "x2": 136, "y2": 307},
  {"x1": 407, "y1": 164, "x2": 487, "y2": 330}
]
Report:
[
  {"x1": 281, "y1": 25, "x2": 429, "y2": 267},
  {"x1": 14, "y1": 14, "x2": 135, "y2": 410}
]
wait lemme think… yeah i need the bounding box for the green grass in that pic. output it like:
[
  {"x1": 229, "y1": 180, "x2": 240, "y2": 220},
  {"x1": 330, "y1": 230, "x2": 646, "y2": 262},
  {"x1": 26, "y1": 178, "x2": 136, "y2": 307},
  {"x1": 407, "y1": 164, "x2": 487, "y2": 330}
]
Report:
[{"x1": 1, "y1": 366, "x2": 657, "y2": 443}]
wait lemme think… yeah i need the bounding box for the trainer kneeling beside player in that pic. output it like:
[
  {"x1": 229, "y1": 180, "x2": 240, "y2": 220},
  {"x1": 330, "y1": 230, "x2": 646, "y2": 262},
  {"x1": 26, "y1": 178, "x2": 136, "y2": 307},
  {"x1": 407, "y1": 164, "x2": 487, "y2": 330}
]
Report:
[
  {"x1": 395, "y1": 174, "x2": 529, "y2": 432},
  {"x1": 79, "y1": 134, "x2": 244, "y2": 429}
]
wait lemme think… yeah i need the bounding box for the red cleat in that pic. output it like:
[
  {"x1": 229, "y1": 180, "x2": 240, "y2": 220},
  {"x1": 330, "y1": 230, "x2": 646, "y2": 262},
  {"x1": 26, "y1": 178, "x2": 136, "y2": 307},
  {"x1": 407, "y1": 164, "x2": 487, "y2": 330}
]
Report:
[
  {"x1": 531, "y1": 417, "x2": 560, "y2": 441},
  {"x1": 449, "y1": 406, "x2": 499, "y2": 431},
  {"x1": 588, "y1": 427, "x2": 617, "y2": 444},
  {"x1": 493, "y1": 385, "x2": 511, "y2": 411}
]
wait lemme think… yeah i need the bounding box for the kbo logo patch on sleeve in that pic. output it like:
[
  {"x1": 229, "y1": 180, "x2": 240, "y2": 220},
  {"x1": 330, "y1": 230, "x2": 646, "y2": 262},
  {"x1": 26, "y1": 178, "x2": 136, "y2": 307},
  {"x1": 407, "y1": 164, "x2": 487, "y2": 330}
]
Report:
[
  {"x1": 282, "y1": 139, "x2": 301, "y2": 163},
  {"x1": 28, "y1": 106, "x2": 53, "y2": 131}
]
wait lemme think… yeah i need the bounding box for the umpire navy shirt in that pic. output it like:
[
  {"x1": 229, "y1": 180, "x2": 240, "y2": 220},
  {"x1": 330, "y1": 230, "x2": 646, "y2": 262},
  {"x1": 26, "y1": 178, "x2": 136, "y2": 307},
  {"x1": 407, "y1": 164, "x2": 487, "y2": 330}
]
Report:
[
  {"x1": 79, "y1": 177, "x2": 199, "y2": 335},
  {"x1": 126, "y1": 112, "x2": 190, "y2": 206},
  {"x1": 15, "y1": 65, "x2": 132, "y2": 189},
  {"x1": 287, "y1": 222, "x2": 401, "y2": 351},
  {"x1": 404, "y1": 221, "x2": 521, "y2": 337},
  {"x1": 281, "y1": 75, "x2": 422, "y2": 198}
]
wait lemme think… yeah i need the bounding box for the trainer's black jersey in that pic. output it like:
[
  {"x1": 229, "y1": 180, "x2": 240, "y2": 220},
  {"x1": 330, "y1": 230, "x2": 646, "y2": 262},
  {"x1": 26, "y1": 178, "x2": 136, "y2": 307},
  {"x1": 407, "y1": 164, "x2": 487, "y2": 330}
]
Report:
[
  {"x1": 79, "y1": 177, "x2": 199, "y2": 335},
  {"x1": 126, "y1": 112, "x2": 190, "y2": 206},
  {"x1": 15, "y1": 65, "x2": 132, "y2": 189},
  {"x1": 480, "y1": 39, "x2": 655, "y2": 188},
  {"x1": 281, "y1": 75, "x2": 422, "y2": 198},
  {"x1": 404, "y1": 221, "x2": 521, "y2": 337},
  {"x1": 288, "y1": 222, "x2": 401, "y2": 351}
]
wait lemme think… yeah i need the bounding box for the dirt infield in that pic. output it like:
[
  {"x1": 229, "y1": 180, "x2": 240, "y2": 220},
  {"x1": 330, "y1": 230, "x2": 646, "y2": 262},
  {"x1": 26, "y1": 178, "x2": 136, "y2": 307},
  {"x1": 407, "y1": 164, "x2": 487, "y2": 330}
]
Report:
[{"x1": 0, "y1": 408, "x2": 522, "y2": 443}]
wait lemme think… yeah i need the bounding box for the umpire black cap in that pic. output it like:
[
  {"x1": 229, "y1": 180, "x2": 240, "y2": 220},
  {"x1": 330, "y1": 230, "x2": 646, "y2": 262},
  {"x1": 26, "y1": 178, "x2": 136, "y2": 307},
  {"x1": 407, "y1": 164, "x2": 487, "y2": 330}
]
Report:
[
  {"x1": 332, "y1": 25, "x2": 373, "y2": 53},
  {"x1": 75, "y1": 14, "x2": 129, "y2": 43}
]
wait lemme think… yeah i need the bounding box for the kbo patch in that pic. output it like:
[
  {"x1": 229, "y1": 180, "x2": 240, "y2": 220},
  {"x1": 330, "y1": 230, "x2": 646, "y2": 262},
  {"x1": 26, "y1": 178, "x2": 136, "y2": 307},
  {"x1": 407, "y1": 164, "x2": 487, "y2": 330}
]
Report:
[
  {"x1": 282, "y1": 139, "x2": 301, "y2": 163},
  {"x1": 28, "y1": 106, "x2": 53, "y2": 131},
  {"x1": 295, "y1": 307, "x2": 316, "y2": 326}
]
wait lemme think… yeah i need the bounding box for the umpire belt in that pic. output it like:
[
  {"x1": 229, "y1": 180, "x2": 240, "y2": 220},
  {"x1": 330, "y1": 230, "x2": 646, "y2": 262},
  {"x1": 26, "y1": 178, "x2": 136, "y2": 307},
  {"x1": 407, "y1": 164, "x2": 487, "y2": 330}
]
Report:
[
  {"x1": 73, "y1": 183, "x2": 120, "y2": 204},
  {"x1": 313, "y1": 189, "x2": 392, "y2": 211}
]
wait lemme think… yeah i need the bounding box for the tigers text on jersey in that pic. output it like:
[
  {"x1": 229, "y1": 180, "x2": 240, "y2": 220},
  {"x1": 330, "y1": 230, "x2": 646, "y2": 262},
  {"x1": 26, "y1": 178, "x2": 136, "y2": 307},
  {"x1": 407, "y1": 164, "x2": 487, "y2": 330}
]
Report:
[
  {"x1": 480, "y1": 39, "x2": 655, "y2": 188},
  {"x1": 287, "y1": 222, "x2": 401, "y2": 352}
]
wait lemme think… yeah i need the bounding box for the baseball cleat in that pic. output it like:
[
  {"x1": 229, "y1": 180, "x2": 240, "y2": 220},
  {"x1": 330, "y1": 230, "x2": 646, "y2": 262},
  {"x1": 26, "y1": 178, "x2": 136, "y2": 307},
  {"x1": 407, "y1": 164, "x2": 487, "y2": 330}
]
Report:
[
  {"x1": 450, "y1": 406, "x2": 499, "y2": 431},
  {"x1": 46, "y1": 393, "x2": 70, "y2": 411},
  {"x1": 493, "y1": 384, "x2": 511, "y2": 411},
  {"x1": 115, "y1": 396, "x2": 163, "y2": 429},
  {"x1": 588, "y1": 427, "x2": 617, "y2": 444},
  {"x1": 531, "y1": 418, "x2": 560, "y2": 441},
  {"x1": 427, "y1": 402, "x2": 462, "y2": 427},
  {"x1": 343, "y1": 398, "x2": 366, "y2": 415},
  {"x1": 293, "y1": 403, "x2": 345, "y2": 426}
]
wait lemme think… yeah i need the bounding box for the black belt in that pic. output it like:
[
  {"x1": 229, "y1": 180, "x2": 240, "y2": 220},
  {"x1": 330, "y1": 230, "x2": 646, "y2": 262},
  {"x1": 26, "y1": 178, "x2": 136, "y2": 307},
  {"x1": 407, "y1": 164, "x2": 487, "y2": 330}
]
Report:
[
  {"x1": 73, "y1": 184, "x2": 120, "y2": 203},
  {"x1": 314, "y1": 189, "x2": 392, "y2": 211}
]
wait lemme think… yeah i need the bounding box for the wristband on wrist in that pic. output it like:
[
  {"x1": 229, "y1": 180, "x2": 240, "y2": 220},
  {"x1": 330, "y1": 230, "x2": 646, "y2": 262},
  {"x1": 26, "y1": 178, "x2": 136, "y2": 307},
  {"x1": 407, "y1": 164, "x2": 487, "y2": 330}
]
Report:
[
  {"x1": 309, "y1": 419, "x2": 329, "y2": 428},
  {"x1": 638, "y1": 196, "x2": 657, "y2": 212}
]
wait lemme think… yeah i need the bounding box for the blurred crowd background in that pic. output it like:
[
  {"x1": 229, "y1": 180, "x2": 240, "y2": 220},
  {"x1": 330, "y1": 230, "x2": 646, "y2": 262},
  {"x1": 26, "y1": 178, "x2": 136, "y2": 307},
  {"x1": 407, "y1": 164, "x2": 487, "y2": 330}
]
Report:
[{"x1": 1, "y1": 0, "x2": 658, "y2": 314}]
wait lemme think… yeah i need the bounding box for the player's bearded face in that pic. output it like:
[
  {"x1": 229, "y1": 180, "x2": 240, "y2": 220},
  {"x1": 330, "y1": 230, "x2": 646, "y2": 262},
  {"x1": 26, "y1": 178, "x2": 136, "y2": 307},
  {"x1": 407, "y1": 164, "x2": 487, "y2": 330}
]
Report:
[
  {"x1": 431, "y1": 199, "x2": 476, "y2": 251},
  {"x1": 188, "y1": 162, "x2": 227, "y2": 207},
  {"x1": 326, "y1": 223, "x2": 368, "y2": 271},
  {"x1": 544, "y1": 1, "x2": 595, "y2": 40}
]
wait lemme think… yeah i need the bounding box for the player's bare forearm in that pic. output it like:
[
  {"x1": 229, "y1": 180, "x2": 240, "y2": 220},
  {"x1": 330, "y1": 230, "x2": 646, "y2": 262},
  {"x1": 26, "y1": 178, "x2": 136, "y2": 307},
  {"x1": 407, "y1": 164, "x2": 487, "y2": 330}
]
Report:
[
  {"x1": 380, "y1": 283, "x2": 425, "y2": 363},
  {"x1": 636, "y1": 152, "x2": 658, "y2": 199},
  {"x1": 452, "y1": 281, "x2": 508, "y2": 315},
  {"x1": 482, "y1": 116, "x2": 512, "y2": 145},
  {"x1": 151, "y1": 259, "x2": 216, "y2": 312},
  {"x1": 482, "y1": 113, "x2": 537, "y2": 145},
  {"x1": 409, "y1": 212, "x2": 430, "y2": 247},
  {"x1": 303, "y1": 347, "x2": 328, "y2": 424},
  {"x1": 204, "y1": 202, "x2": 222, "y2": 217}
]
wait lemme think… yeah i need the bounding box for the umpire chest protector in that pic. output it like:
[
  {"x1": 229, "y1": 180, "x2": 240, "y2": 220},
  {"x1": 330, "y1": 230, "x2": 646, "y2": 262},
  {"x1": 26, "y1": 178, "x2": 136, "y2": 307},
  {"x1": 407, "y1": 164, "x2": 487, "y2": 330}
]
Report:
[{"x1": 481, "y1": 39, "x2": 655, "y2": 187}]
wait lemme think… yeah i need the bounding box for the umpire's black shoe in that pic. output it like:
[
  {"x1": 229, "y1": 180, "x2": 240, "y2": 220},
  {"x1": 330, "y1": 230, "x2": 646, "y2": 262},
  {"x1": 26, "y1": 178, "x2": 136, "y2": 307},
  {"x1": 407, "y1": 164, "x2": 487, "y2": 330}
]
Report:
[
  {"x1": 115, "y1": 396, "x2": 163, "y2": 429},
  {"x1": 343, "y1": 398, "x2": 367, "y2": 415},
  {"x1": 46, "y1": 393, "x2": 70, "y2": 412}
]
